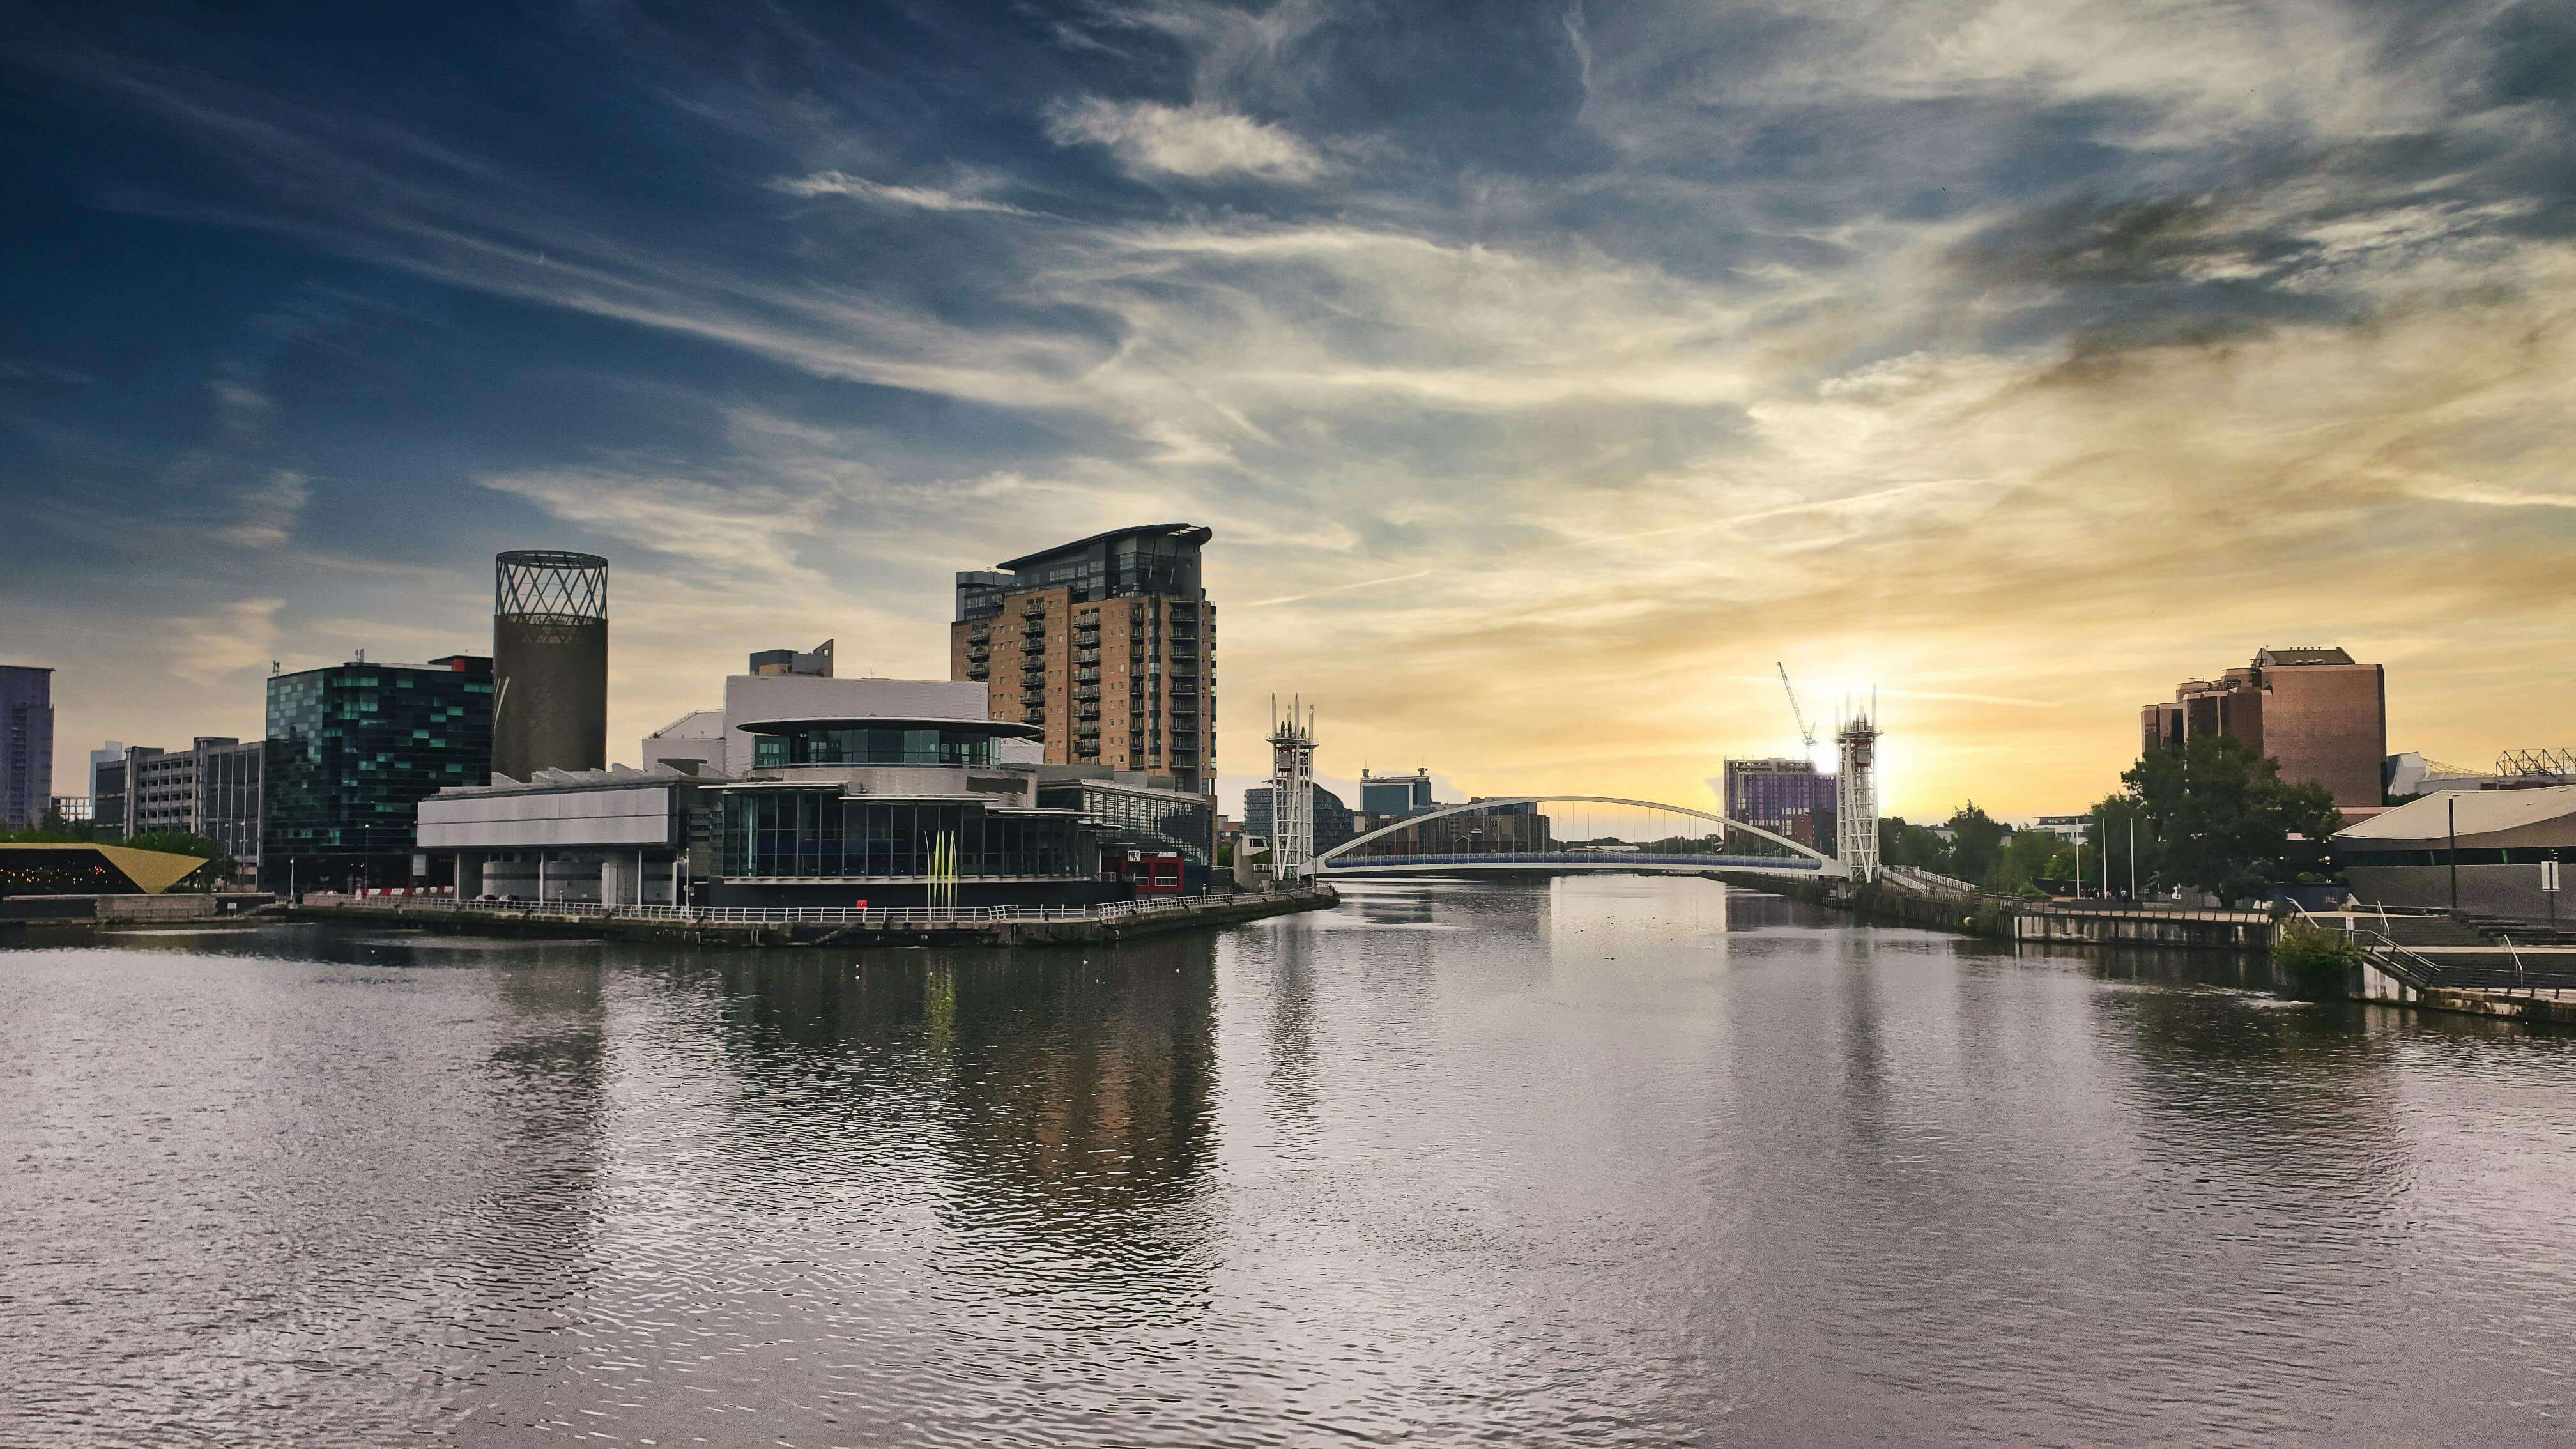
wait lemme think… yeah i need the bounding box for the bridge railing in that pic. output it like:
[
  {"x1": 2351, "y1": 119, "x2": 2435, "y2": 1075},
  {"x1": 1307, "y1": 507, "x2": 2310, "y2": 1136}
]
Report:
[
  {"x1": 1318, "y1": 851, "x2": 1825, "y2": 871},
  {"x1": 298, "y1": 889, "x2": 1319, "y2": 928}
]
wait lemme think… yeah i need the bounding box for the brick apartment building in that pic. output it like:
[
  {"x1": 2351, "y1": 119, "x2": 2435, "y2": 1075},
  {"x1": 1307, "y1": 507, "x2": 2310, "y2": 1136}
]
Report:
[{"x1": 949, "y1": 525, "x2": 1215, "y2": 795}]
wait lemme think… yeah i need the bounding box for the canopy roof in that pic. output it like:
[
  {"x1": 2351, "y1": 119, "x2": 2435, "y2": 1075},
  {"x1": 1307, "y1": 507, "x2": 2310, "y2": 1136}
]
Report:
[
  {"x1": 0, "y1": 843, "x2": 210, "y2": 893},
  {"x1": 2334, "y1": 784, "x2": 2576, "y2": 848}
]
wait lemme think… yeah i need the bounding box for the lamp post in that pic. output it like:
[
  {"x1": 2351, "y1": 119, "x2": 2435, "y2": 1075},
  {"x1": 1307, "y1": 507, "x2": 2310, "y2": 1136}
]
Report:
[{"x1": 2448, "y1": 795, "x2": 2459, "y2": 912}]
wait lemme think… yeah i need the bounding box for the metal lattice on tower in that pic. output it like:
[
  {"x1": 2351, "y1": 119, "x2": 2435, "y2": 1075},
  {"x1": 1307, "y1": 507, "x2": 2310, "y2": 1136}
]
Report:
[
  {"x1": 492, "y1": 550, "x2": 610, "y2": 782},
  {"x1": 1835, "y1": 705, "x2": 1881, "y2": 881},
  {"x1": 1268, "y1": 697, "x2": 1318, "y2": 880},
  {"x1": 496, "y1": 550, "x2": 610, "y2": 645}
]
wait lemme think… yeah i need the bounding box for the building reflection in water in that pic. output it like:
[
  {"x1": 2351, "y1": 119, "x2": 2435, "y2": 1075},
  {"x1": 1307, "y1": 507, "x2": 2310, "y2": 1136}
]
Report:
[{"x1": 688, "y1": 937, "x2": 1223, "y2": 1284}]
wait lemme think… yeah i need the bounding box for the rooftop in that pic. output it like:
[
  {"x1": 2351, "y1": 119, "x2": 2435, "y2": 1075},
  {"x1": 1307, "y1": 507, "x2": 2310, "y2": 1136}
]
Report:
[
  {"x1": 2255, "y1": 646, "x2": 2358, "y2": 666},
  {"x1": 995, "y1": 523, "x2": 1208, "y2": 572},
  {"x1": 2334, "y1": 783, "x2": 2576, "y2": 843}
]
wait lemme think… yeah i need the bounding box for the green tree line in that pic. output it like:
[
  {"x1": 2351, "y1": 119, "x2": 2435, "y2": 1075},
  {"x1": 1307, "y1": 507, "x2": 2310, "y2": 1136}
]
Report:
[{"x1": 1880, "y1": 735, "x2": 2338, "y2": 902}]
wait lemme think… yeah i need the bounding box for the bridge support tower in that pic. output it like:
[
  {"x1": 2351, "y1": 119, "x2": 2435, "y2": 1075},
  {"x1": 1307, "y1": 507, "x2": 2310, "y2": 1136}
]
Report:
[
  {"x1": 1267, "y1": 698, "x2": 1319, "y2": 880},
  {"x1": 1836, "y1": 708, "x2": 1881, "y2": 882}
]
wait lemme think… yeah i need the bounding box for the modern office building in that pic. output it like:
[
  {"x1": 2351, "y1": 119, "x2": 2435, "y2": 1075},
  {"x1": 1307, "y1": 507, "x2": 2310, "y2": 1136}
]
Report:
[
  {"x1": 1242, "y1": 783, "x2": 1358, "y2": 854},
  {"x1": 1, "y1": 665, "x2": 56, "y2": 831},
  {"x1": 1722, "y1": 758, "x2": 1838, "y2": 850},
  {"x1": 749, "y1": 639, "x2": 834, "y2": 677},
  {"x1": 88, "y1": 742, "x2": 124, "y2": 832},
  {"x1": 1359, "y1": 768, "x2": 1436, "y2": 821},
  {"x1": 491, "y1": 550, "x2": 609, "y2": 782},
  {"x1": 114, "y1": 737, "x2": 266, "y2": 871},
  {"x1": 2142, "y1": 647, "x2": 2387, "y2": 810},
  {"x1": 418, "y1": 764, "x2": 728, "y2": 905},
  {"x1": 1036, "y1": 774, "x2": 1216, "y2": 894},
  {"x1": 50, "y1": 795, "x2": 92, "y2": 822},
  {"x1": 949, "y1": 524, "x2": 1216, "y2": 795},
  {"x1": 261, "y1": 655, "x2": 494, "y2": 891}
]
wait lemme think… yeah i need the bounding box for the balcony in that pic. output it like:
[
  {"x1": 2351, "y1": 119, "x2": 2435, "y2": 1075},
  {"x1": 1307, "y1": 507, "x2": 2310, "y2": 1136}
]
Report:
[
  {"x1": 1075, "y1": 686, "x2": 1101, "y2": 703},
  {"x1": 1022, "y1": 709, "x2": 1046, "y2": 725},
  {"x1": 1020, "y1": 602, "x2": 1046, "y2": 618},
  {"x1": 965, "y1": 666, "x2": 988, "y2": 682}
]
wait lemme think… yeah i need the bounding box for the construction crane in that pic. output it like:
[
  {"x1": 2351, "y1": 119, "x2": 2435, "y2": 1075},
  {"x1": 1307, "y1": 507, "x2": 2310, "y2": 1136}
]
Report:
[{"x1": 1776, "y1": 662, "x2": 1818, "y2": 762}]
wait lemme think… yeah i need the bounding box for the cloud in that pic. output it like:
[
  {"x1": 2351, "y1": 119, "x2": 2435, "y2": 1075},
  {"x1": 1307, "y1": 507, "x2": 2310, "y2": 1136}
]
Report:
[
  {"x1": 1043, "y1": 96, "x2": 1323, "y2": 180},
  {"x1": 771, "y1": 171, "x2": 1031, "y2": 213},
  {"x1": 220, "y1": 470, "x2": 309, "y2": 548},
  {"x1": 169, "y1": 597, "x2": 284, "y2": 686},
  {"x1": 0, "y1": 356, "x2": 96, "y2": 384}
]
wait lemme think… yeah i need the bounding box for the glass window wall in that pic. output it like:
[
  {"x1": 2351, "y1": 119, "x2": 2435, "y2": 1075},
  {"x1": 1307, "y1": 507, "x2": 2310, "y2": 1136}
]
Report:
[{"x1": 750, "y1": 727, "x2": 998, "y2": 769}]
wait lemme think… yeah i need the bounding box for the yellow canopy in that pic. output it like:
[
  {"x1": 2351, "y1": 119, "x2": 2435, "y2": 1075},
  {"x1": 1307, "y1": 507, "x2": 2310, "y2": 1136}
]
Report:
[{"x1": 0, "y1": 843, "x2": 211, "y2": 893}]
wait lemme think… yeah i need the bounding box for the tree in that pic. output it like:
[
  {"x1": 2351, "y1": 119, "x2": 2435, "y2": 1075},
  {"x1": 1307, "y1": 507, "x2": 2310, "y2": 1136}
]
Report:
[
  {"x1": 1943, "y1": 804, "x2": 2010, "y2": 886},
  {"x1": 1879, "y1": 816, "x2": 1951, "y2": 873},
  {"x1": 2121, "y1": 736, "x2": 2339, "y2": 904},
  {"x1": 119, "y1": 831, "x2": 238, "y2": 889},
  {"x1": 1989, "y1": 829, "x2": 2080, "y2": 896}
]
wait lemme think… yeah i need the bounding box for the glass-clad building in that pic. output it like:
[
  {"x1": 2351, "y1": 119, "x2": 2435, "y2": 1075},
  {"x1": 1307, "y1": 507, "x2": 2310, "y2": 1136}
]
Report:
[
  {"x1": 709, "y1": 714, "x2": 1096, "y2": 907},
  {"x1": 261, "y1": 656, "x2": 493, "y2": 890},
  {"x1": 1036, "y1": 778, "x2": 1214, "y2": 894}
]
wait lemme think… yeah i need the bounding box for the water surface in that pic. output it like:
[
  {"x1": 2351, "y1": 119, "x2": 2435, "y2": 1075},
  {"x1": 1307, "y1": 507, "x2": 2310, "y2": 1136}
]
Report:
[{"x1": 5, "y1": 878, "x2": 2572, "y2": 1445}]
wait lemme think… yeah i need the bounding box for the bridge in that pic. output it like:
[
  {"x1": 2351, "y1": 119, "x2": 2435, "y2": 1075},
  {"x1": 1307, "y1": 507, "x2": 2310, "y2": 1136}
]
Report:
[
  {"x1": 1269, "y1": 703, "x2": 1885, "y2": 885},
  {"x1": 1309, "y1": 796, "x2": 1852, "y2": 881}
]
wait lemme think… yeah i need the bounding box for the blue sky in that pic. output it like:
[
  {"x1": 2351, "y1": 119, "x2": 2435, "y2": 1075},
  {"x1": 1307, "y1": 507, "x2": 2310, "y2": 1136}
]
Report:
[{"x1": 6, "y1": 0, "x2": 2574, "y2": 814}]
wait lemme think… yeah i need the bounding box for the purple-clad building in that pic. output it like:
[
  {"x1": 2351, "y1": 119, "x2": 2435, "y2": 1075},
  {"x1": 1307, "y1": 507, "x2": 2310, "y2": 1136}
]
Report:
[{"x1": 1722, "y1": 757, "x2": 1837, "y2": 852}]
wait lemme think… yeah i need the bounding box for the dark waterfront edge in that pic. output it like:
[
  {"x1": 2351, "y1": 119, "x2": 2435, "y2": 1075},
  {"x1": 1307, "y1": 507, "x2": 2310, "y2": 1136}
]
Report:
[
  {"x1": 269, "y1": 884, "x2": 1337, "y2": 949},
  {"x1": 1713, "y1": 871, "x2": 2576, "y2": 1028}
]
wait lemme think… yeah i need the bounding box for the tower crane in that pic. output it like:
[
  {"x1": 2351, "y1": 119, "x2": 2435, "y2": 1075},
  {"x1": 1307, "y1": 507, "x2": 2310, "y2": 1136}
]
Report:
[{"x1": 1777, "y1": 662, "x2": 1818, "y2": 762}]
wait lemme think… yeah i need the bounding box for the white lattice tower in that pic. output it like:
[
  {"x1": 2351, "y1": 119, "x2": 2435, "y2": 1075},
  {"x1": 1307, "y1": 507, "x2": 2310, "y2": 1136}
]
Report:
[
  {"x1": 1836, "y1": 707, "x2": 1880, "y2": 880},
  {"x1": 1268, "y1": 697, "x2": 1318, "y2": 880}
]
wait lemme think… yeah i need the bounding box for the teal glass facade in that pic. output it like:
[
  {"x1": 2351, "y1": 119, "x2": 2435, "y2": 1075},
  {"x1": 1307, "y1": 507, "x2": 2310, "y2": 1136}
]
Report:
[
  {"x1": 261, "y1": 656, "x2": 493, "y2": 889},
  {"x1": 749, "y1": 726, "x2": 998, "y2": 769}
]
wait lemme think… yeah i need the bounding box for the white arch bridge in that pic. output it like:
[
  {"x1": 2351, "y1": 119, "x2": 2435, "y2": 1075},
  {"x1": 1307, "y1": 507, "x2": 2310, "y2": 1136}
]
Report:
[{"x1": 1308, "y1": 797, "x2": 1855, "y2": 881}]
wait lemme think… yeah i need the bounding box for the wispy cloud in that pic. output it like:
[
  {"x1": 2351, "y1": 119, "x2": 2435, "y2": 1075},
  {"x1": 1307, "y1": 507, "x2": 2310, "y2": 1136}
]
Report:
[
  {"x1": 220, "y1": 470, "x2": 309, "y2": 549},
  {"x1": 771, "y1": 171, "x2": 1031, "y2": 214},
  {"x1": 1044, "y1": 96, "x2": 1323, "y2": 180}
]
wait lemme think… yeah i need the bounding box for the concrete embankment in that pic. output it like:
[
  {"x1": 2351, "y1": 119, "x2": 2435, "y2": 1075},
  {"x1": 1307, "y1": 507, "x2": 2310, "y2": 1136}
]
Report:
[
  {"x1": 1720, "y1": 871, "x2": 2576, "y2": 1026},
  {"x1": 279, "y1": 885, "x2": 1337, "y2": 949},
  {"x1": 1712, "y1": 872, "x2": 2271, "y2": 951}
]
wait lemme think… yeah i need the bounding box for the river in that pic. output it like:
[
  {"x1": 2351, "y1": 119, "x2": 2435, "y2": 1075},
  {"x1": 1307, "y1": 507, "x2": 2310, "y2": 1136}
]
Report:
[{"x1": 4, "y1": 877, "x2": 2572, "y2": 1445}]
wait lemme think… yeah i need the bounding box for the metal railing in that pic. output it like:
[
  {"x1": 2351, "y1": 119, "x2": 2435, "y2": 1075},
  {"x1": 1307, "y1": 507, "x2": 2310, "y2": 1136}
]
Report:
[{"x1": 303, "y1": 888, "x2": 1321, "y2": 929}]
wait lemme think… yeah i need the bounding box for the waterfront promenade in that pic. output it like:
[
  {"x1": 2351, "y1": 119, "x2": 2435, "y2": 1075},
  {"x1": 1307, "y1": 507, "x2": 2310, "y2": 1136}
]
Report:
[{"x1": 286, "y1": 883, "x2": 1337, "y2": 947}]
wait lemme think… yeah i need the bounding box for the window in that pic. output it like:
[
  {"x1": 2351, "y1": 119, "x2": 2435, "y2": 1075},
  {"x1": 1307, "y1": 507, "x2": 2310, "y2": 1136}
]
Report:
[{"x1": 750, "y1": 727, "x2": 999, "y2": 769}]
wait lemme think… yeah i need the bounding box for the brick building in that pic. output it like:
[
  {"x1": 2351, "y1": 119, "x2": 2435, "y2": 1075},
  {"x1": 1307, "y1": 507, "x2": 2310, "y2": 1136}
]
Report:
[
  {"x1": 2140, "y1": 647, "x2": 2387, "y2": 810},
  {"x1": 949, "y1": 525, "x2": 1215, "y2": 796}
]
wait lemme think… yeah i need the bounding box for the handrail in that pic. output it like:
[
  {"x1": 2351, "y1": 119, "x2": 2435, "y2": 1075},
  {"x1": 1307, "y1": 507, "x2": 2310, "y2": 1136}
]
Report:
[{"x1": 298, "y1": 888, "x2": 1319, "y2": 928}]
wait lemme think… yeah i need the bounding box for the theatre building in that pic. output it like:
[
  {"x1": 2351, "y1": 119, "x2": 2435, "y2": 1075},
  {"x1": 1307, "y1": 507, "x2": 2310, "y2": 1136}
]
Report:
[{"x1": 708, "y1": 712, "x2": 1093, "y2": 908}]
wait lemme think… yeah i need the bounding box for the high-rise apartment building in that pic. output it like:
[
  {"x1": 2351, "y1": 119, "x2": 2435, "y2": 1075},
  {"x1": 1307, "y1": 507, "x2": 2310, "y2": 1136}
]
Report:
[
  {"x1": 950, "y1": 525, "x2": 1215, "y2": 794},
  {"x1": 1722, "y1": 757, "x2": 1838, "y2": 850},
  {"x1": 2140, "y1": 646, "x2": 2386, "y2": 810},
  {"x1": 0, "y1": 665, "x2": 56, "y2": 830},
  {"x1": 262, "y1": 655, "x2": 494, "y2": 889}
]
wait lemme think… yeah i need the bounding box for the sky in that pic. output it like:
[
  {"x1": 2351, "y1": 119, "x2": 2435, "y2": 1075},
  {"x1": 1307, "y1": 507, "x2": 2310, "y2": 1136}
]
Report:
[{"x1": 4, "y1": 0, "x2": 2572, "y2": 819}]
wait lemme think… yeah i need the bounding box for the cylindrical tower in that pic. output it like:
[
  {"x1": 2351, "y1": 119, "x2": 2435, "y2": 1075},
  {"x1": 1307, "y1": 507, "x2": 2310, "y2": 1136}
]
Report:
[{"x1": 492, "y1": 550, "x2": 608, "y2": 782}]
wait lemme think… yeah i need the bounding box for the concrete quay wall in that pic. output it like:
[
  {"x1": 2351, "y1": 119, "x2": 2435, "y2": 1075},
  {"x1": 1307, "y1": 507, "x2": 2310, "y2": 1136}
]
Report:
[{"x1": 281, "y1": 886, "x2": 1336, "y2": 949}]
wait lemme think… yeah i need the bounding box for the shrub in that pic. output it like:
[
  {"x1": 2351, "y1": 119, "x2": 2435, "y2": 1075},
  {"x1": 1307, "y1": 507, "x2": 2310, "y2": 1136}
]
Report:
[{"x1": 2273, "y1": 921, "x2": 2361, "y2": 999}]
